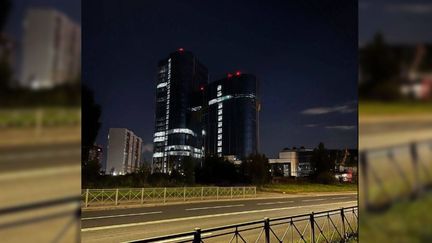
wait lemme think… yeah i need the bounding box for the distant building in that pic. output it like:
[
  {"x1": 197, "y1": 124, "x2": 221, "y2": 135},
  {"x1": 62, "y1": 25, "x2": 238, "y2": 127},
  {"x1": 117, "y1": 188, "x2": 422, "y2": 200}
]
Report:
[
  {"x1": 88, "y1": 144, "x2": 103, "y2": 164},
  {"x1": 269, "y1": 147, "x2": 313, "y2": 177},
  {"x1": 205, "y1": 73, "x2": 260, "y2": 160},
  {"x1": 20, "y1": 8, "x2": 81, "y2": 89},
  {"x1": 106, "y1": 128, "x2": 143, "y2": 175},
  {"x1": 152, "y1": 49, "x2": 208, "y2": 173}
]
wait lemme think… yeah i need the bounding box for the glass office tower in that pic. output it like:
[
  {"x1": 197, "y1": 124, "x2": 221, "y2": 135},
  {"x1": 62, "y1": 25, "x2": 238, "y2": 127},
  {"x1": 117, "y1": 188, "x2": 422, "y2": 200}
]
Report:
[
  {"x1": 205, "y1": 73, "x2": 259, "y2": 160},
  {"x1": 152, "y1": 49, "x2": 208, "y2": 173}
]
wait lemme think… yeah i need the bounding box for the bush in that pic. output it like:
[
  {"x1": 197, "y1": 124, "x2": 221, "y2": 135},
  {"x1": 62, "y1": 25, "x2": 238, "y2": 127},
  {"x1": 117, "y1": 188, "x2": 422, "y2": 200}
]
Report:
[{"x1": 315, "y1": 172, "x2": 338, "y2": 184}]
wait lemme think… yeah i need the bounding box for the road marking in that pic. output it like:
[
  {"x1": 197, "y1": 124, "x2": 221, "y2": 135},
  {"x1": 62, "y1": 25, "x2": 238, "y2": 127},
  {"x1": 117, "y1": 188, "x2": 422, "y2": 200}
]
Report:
[
  {"x1": 302, "y1": 198, "x2": 325, "y2": 202},
  {"x1": 82, "y1": 211, "x2": 163, "y2": 220},
  {"x1": 257, "y1": 201, "x2": 294, "y2": 205},
  {"x1": 332, "y1": 197, "x2": 350, "y2": 200},
  {"x1": 123, "y1": 233, "x2": 213, "y2": 243},
  {"x1": 0, "y1": 165, "x2": 80, "y2": 181},
  {"x1": 186, "y1": 204, "x2": 244, "y2": 211},
  {"x1": 82, "y1": 201, "x2": 357, "y2": 232}
]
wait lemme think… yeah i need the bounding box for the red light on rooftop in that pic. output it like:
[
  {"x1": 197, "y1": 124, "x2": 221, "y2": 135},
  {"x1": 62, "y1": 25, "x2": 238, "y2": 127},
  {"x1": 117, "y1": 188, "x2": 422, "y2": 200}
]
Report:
[
  {"x1": 178, "y1": 48, "x2": 184, "y2": 52},
  {"x1": 200, "y1": 86, "x2": 204, "y2": 91},
  {"x1": 227, "y1": 73, "x2": 233, "y2": 78},
  {"x1": 235, "y1": 71, "x2": 241, "y2": 76}
]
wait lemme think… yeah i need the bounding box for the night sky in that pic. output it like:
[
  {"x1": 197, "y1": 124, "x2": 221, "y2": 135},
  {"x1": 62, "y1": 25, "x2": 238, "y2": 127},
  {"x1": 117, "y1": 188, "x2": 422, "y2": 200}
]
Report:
[
  {"x1": 8, "y1": 1, "x2": 432, "y2": 164},
  {"x1": 83, "y1": 0, "x2": 358, "y2": 163}
]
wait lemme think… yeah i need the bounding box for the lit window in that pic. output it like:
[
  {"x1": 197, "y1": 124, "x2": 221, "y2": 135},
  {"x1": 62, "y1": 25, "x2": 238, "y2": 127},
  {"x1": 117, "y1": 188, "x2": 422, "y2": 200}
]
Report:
[
  {"x1": 218, "y1": 122, "x2": 222, "y2": 127},
  {"x1": 217, "y1": 91, "x2": 222, "y2": 97},
  {"x1": 218, "y1": 134, "x2": 222, "y2": 140},
  {"x1": 218, "y1": 128, "x2": 222, "y2": 134},
  {"x1": 218, "y1": 103, "x2": 223, "y2": 109},
  {"x1": 217, "y1": 85, "x2": 222, "y2": 91},
  {"x1": 218, "y1": 110, "x2": 223, "y2": 115},
  {"x1": 217, "y1": 147, "x2": 222, "y2": 153},
  {"x1": 218, "y1": 141, "x2": 222, "y2": 146},
  {"x1": 218, "y1": 116, "x2": 222, "y2": 121}
]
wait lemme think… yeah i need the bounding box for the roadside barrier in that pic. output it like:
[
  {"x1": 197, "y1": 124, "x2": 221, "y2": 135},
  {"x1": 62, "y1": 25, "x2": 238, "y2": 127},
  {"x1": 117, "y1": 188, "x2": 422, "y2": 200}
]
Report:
[
  {"x1": 82, "y1": 186, "x2": 257, "y2": 208},
  {"x1": 360, "y1": 139, "x2": 432, "y2": 211},
  {"x1": 128, "y1": 206, "x2": 358, "y2": 243}
]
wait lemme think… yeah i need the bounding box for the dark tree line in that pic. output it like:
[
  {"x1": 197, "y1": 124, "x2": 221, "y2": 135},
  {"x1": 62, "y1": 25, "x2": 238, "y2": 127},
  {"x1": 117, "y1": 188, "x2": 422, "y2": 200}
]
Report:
[{"x1": 83, "y1": 154, "x2": 271, "y2": 188}]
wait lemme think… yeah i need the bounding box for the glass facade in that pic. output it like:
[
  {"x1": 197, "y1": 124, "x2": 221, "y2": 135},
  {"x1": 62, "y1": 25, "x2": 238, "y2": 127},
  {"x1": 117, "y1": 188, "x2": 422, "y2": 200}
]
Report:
[
  {"x1": 205, "y1": 74, "x2": 259, "y2": 160},
  {"x1": 152, "y1": 50, "x2": 208, "y2": 173}
]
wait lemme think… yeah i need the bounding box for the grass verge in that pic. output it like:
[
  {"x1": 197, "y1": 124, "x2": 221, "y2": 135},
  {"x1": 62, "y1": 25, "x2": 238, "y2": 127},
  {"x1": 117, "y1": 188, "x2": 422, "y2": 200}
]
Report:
[
  {"x1": 359, "y1": 101, "x2": 432, "y2": 116},
  {"x1": 360, "y1": 193, "x2": 432, "y2": 243},
  {"x1": 260, "y1": 183, "x2": 357, "y2": 194}
]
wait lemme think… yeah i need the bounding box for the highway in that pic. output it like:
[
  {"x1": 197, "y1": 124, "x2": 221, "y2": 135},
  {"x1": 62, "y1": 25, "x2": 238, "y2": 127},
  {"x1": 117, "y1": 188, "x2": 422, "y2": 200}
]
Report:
[{"x1": 82, "y1": 193, "x2": 357, "y2": 242}]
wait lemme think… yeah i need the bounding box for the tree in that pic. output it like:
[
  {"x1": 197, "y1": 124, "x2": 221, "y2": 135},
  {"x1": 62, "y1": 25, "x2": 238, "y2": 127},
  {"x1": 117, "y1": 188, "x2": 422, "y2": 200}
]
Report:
[
  {"x1": 182, "y1": 157, "x2": 196, "y2": 185},
  {"x1": 242, "y1": 154, "x2": 270, "y2": 185},
  {"x1": 82, "y1": 85, "x2": 102, "y2": 162},
  {"x1": 359, "y1": 33, "x2": 401, "y2": 100},
  {"x1": 310, "y1": 143, "x2": 336, "y2": 184},
  {"x1": 196, "y1": 156, "x2": 239, "y2": 185},
  {"x1": 82, "y1": 160, "x2": 101, "y2": 187},
  {"x1": 0, "y1": 0, "x2": 12, "y2": 93}
]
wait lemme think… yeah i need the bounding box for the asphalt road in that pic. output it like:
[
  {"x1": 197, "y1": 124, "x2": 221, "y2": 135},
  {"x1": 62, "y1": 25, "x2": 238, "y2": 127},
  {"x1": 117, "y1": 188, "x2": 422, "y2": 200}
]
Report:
[
  {"x1": 82, "y1": 193, "x2": 357, "y2": 242},
  {"x1": 0, "y1": 142, "x2": 80, "y2": 172}
]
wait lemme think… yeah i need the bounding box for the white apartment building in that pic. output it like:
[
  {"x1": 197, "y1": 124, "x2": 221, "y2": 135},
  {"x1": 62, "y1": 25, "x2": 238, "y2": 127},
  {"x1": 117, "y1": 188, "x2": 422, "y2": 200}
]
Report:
[
  {"x1": 20, "y1": 8, "x2": 81, "y2": 89},
  {"x1": 106, "y1": 128, "x2": 143, "y2": 175}
]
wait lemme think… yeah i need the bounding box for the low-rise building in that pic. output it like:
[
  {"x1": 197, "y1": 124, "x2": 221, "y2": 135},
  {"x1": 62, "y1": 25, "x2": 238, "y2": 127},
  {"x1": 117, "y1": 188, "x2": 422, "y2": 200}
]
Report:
[{"x1": 269, "y1": 147, "x2": 313, "y2": 177}]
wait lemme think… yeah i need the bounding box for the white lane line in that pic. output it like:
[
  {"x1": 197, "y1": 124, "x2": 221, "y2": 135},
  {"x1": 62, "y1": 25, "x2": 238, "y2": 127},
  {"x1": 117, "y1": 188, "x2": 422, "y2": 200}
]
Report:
[
  {"x1": 123, "y1": 233, "x2": 213, "y2": 243},
  {"x1": 82, "y1": 201, "x2": 357, "y2": 232},
  {"x1": 186, "y1": 204, "x2": 244, "y2": 211},
  {"x1": 0, "y1": 165, "x2": 80, "y2": 181},
  {"x1": 332, "y1": 197, "x2": 350, "y2": 200},
  {"x1": 257, "y1": 201, "x2": 294, "y2": 205},
  {"x1": 302, "y1": 198, "x2": 325, "y2": 202},
  {"x1": 82, "y1": 211, "x2": 162, "y2": 220}
]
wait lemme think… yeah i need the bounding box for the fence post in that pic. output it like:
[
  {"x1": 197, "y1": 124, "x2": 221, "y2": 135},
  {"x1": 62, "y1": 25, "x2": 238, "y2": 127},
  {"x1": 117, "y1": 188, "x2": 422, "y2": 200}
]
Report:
[
  {"x1": 184, "y1": 187, "x2": 186, "y2": 201},
  {"x1": 255, "y1": 187, "x2": 257, "y2": 197},
  {"x1": 264, "y1": 217, "x2": 270, "y2": 243},
  {"x1": 164, "y1": 188, "x2": 167, "y2": 204},
  {"x1": 410, "y1": 143, "x2": 420, "y2": 197},
  {"x1": 310, "y1": 212, "x2": 315, "y2": 243},
  {"x1": 141, "y1": 188, "x2": 144, "y2": 204},
  {"x1": 85, "y1": 189, "x2": 89, "y2": 208},
  {"x1": 201, "y1": 187, "x2": 204, "y2": 200},
  {"x1": 341, "y1": 208, "x2": 346, "y2": 239},
  {"x1": 360, "y1": 151, "x2": 369, "y2": 209},
  {"x1": 243, "y1": 186, "x2": 246, "y2": 198},
  {"x1": 115, "y1": 189, "x2": 119, "y2": 206},
  {"x1": 231, "y1": 187, "x2": 233, "y2": 199},
  {"x1": 217, "y1": 187, "x2": 219, "y2": 200},
  {"x1": 193, "y1": 228, "x2": 201, "y2": 243}
]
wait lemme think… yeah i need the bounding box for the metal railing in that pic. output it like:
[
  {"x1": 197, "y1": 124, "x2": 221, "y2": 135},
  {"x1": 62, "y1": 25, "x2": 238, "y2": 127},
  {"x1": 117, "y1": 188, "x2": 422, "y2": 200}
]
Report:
[
  {"x1": 127, "y1": 206, "x2": 358, "y2": 243},
  {"x1": 82, "y1": 186, "x2": 257, "y2": 208},
  {"x1": 360, "y1": 139, "x2": 432, "y2": 211},
  {"x1": 0, "y1": 196, "x2": 81, "y2": 242}
]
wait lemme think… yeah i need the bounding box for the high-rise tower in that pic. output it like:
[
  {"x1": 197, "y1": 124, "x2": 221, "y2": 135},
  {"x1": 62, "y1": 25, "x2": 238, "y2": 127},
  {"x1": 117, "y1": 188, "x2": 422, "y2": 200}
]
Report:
[
  {"x1": 152, "y1": 49, "x2": 208, "y2": 173},
  {"x1": 205, "y1": 72, "x2": 259, "y2": 160}
]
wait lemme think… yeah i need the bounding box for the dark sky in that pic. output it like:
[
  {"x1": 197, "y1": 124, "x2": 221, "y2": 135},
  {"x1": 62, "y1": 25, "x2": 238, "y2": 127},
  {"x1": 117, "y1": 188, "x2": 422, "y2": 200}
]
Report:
[
  {"x1": 4, "y1": 0, "x2": 432, "y2": 163},
  {"x1": 359, "y1": 0, "x2": 432, "y2": 45},
  {"x1": 82, "y1": 0, "x2": 358, "y2": 162}
]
